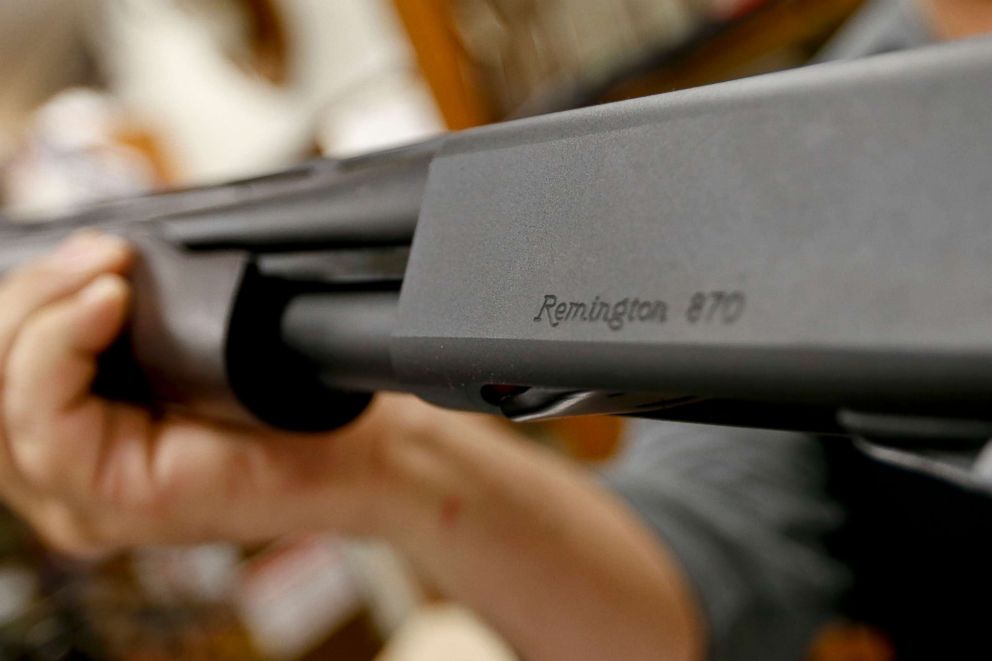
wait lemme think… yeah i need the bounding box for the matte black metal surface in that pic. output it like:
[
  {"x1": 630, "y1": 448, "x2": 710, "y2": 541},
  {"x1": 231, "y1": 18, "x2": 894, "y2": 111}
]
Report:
[
  {"x1": 394, "y1": 37, "x2": 992, "y2": 420},
  {"x1": 281, "y1": 291, "x2": 400, "y2": 393}
]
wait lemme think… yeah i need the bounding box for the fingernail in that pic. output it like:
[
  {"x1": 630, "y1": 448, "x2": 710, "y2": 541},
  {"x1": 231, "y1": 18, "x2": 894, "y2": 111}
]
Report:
[
  {"x1": 53, "y1": 231, "x2": 100, "y2": 258},
  {"x1": 79, "y1": 275, "x2": 123, "y2": 307},
  {"x1": 52, "y1": 232, "x2": 127, "y2": 269}
]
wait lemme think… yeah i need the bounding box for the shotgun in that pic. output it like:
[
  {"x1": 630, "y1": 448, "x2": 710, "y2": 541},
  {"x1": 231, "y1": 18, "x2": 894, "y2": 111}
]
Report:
[{"x1": 2, "y1": 37, "x2": 991, "y2": 458}]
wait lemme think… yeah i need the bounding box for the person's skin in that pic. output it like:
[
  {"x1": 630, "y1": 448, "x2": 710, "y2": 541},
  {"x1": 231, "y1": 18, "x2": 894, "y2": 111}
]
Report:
[
  {"x1": 0, "y1": 232, "x2": 703, "y2": 661},
  {"x1": 919, "y1": 0, "x2": 992, "y2": 39}
]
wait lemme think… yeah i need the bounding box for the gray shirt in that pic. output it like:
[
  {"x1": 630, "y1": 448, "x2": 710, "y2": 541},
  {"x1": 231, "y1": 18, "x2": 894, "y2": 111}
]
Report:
[{"x1": 604, "y1": 423, "x2": 850, "y2": 661}]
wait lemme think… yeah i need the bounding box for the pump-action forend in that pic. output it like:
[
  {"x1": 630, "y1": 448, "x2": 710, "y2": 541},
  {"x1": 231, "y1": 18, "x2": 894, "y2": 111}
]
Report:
[{"x1": 3, "y1": 37, "x2": 992, "y2": 448}]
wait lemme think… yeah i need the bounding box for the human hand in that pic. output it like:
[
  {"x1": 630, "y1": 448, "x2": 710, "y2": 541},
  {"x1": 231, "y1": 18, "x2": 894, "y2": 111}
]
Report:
[
  {"x1": 0, "y1": 235, "x2": 703, "y2": 660},
  {"x1": 0, "y1": 232, "x2": 436, "y2": 555}
]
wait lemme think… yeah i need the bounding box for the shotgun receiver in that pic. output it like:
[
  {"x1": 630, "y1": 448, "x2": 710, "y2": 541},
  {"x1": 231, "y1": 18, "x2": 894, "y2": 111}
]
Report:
[{"x1": 2, "y1": 37, "x2": 992, "y2": 451}]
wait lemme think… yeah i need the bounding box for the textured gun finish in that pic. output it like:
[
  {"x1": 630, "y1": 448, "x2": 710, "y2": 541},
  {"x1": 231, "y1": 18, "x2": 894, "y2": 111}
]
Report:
[{"x1": 0, "y1": 38, "x2": 990, "y2": 445}]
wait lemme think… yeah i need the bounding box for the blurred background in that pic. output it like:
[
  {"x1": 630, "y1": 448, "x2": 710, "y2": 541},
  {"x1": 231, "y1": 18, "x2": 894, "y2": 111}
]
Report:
[{"x1": 0, "y1": 0, "x2": 912, "y2": 658}]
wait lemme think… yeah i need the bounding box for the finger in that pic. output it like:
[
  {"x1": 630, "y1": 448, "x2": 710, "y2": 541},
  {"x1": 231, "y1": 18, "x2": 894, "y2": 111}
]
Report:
[
  {"x1": 26, "y1": 499, "x2": 119, "y2": 559},
  {"x1": 71, "y1": 407, "x2": 385, "y2": 548},
  {"x1": 18, "y1": 399, "x2": 389, "y2": 550},
  {"x1": 0, "y1": 232, "x2": 131, "y2": 378},
  {"x1": 6, "y1": 273, "x2": 129, "y2": 423},
  {"x1": 0, "y1": 234, "x2": 128, "y2": 500},
  {"x1": 2, "y1": 275, "x2": 130, "y2": 492},
  {"x1": 103, "y1": 418, "x2": 350, "y2": 545}
]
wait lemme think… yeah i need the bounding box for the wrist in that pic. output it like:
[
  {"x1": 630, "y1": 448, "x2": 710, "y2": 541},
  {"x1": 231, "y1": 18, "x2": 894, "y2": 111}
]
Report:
[{"x1": 331, "y1": 394, "x2": 463, "y2": 544}]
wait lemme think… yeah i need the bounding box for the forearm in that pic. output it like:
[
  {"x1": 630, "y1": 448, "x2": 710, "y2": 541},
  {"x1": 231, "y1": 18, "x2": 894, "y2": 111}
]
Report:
[
  {"x1": 359, "y1": 404, "x2": 704, "y2": 661},
  {"x1": 919, "y1": 0, "x2": 992, "y2": 39},
  {"x1": 0, "y1": 232, "x2": 703, "y2": 657}
]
